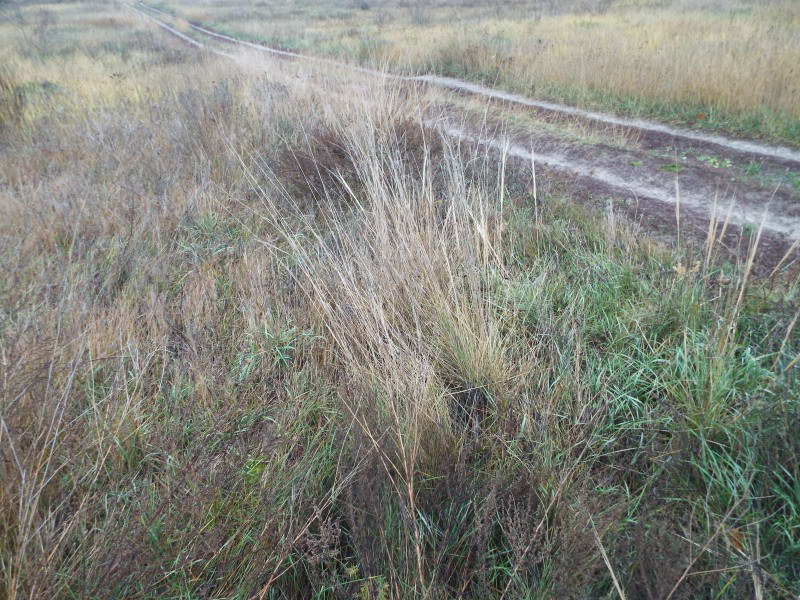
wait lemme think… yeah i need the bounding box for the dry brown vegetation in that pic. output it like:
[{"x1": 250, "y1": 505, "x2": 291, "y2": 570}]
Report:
[
  {"x1": 167, "y1": 0, "x2": 800, "y2": 144},
  {"x1": 1, "y1": 2, "x2": 799, "y2": 599}
]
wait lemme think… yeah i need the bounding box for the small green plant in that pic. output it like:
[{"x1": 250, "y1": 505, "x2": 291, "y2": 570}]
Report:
[
  {"x1": 233, "y1": 321, "x2": 315, "y2": 382},
  {"x1": 741, "y1": 222, "x2": 757, "y2": 237},
  {"x1": 179, "y1": 212, "x2": 246, "y2": 261},
  {"x1": 661, "y1": 162, "x2": 683, "y2": 173},
  {"x1": 698, "y1": 154, "x2": 733, "y2": 169},
  {"x1": 788, "y1": 172, "x2": 800, "y2": 192},
  {"x1": 744, "y1": 161, "x2": 761, "y2": 177},
  {"x1": 242, "y1": 456, "x2": 267, "y2": 485}
]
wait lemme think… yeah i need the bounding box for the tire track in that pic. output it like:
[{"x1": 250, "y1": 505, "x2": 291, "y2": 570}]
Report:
[
  {"x1": 441, "y1": 123, "x2": 796, "y2": 236},
  {"x1": 423, "y1": 76, "x2": 800, "y2": 165},
  {"x1": 125, "y1": 3, "x2": 799, "y2": 272},
  {"x1": 126, "y1": 4, "x2": 205, "y2": 49},
  {"x1": 138, "y1": 1, "x2": 800, "y2": 167},
  {"x1": 126, "y1": 4, "x2": 237, "y2": 57}
]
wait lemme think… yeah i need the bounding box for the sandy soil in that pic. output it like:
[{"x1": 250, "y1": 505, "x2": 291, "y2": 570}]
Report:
[{"x1": 130, "y1": 2, "x2": 800, "y2": 273}]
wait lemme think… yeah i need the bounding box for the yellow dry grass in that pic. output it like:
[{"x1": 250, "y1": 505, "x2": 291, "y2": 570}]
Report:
[
  {"x1": 166, "y1": 0, "x2": 800, "y2": 140},
  {"x1": 3, "y1": 3, "x2": 800, "y2": 598},
  {"x1": 390, "y1": 6, "x2": 800, "y2": 119}
]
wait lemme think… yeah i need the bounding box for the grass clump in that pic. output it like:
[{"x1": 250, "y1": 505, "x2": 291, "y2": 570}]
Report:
[
  {"x1": 166, "y1": 0, "x2": 800, "y2": 144},
  {"x1": 1, "y1": 3, "x2": 799, "y2": 598},
  {"x1": 417, "y1": 19, "x2": 800, "y2": 144},
  {"x1": 0, "y1": 64, "x2": 28, "y2": 134},
  {"x1": 3, "y1": 81, "x2": 799, "y2": 597}
]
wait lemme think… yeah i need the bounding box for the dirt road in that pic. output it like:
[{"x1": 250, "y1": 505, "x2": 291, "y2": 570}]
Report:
[{"x1": 129, "y1": 2, "x2": 800, "y2": 272}]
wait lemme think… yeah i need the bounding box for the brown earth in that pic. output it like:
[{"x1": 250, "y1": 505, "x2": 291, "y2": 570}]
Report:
[{"x1": 129, "y1": 2, "x2": 800, "y2": 277}]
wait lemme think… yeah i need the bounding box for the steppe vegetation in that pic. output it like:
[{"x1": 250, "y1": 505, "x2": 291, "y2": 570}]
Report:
[
  {"x1": 164, "y1": 0, "x2": 800, "y2": 144},
  {"x1": 1, "y1": 1, "x2": 799, "y2": 599}
]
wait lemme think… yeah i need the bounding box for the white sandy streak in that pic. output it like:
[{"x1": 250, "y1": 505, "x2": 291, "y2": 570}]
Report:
[
  {"x1": 189, "y1": 22, "x2": 389, "y2": 77},
  {"x1": 130, "y1": 3, "x2": 797, "y2": 238},
  {"x1": 440, "y1": 124, "x2": 796, "y2": 236},
  {"x1": 138, "y1": 1, "x2": 800, "y2": 166},
  {"x1": 127, "y1": 5, "x2": 237, "y2": 58},
  {"x1": 420, "y1": 77, "x2": 800, "y2": 164},
  {"x1": 127, "y1": 5, "x2": 204, "y2": 49}
]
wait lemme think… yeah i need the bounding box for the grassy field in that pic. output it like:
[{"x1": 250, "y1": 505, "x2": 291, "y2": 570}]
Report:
[
  {"x1": 161, "y1": 0, "x2": 800, "y2": 145},
  {"x1": 2, "y1": 2, "x2": 800, "y2": 599}
]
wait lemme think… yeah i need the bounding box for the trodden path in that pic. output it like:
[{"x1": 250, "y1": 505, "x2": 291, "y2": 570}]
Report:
[
  {"x1": 136, "y1": 1, "x2": 800, "y2": 167},
  {"x1": 128, "y1": 2, "x2": 800, "y2": 274}
]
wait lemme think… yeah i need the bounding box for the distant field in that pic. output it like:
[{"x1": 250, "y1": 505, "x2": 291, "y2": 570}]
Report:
[
  {"x1": 2, "y1": 1, "x2": 800, "y2": 599},
  {"x1": 159, "y1": 0, "x2": 800, "y2": 145}
]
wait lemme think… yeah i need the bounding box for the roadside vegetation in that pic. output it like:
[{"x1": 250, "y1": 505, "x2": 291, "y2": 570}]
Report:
[
  {"x1": 165, "y1": 0, "x2": 800, "y2": 145},
  {"x1": 1, "y1": 2, "x2": 799, "y2": 599}
]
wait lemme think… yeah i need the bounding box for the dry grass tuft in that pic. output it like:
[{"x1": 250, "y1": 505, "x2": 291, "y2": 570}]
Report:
[
  {"x1": 277, "y1": 116, "x2": 443, "y2": 204},
  {"x1": 0, "y1": 65, "x2": 24, "y2": 133},
  {"x1": 169, "y1": 0, "x2": 800, "y2": 142},
  {"x1": 1, "y1": 2, "x2": 799, "y2": 598}
]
